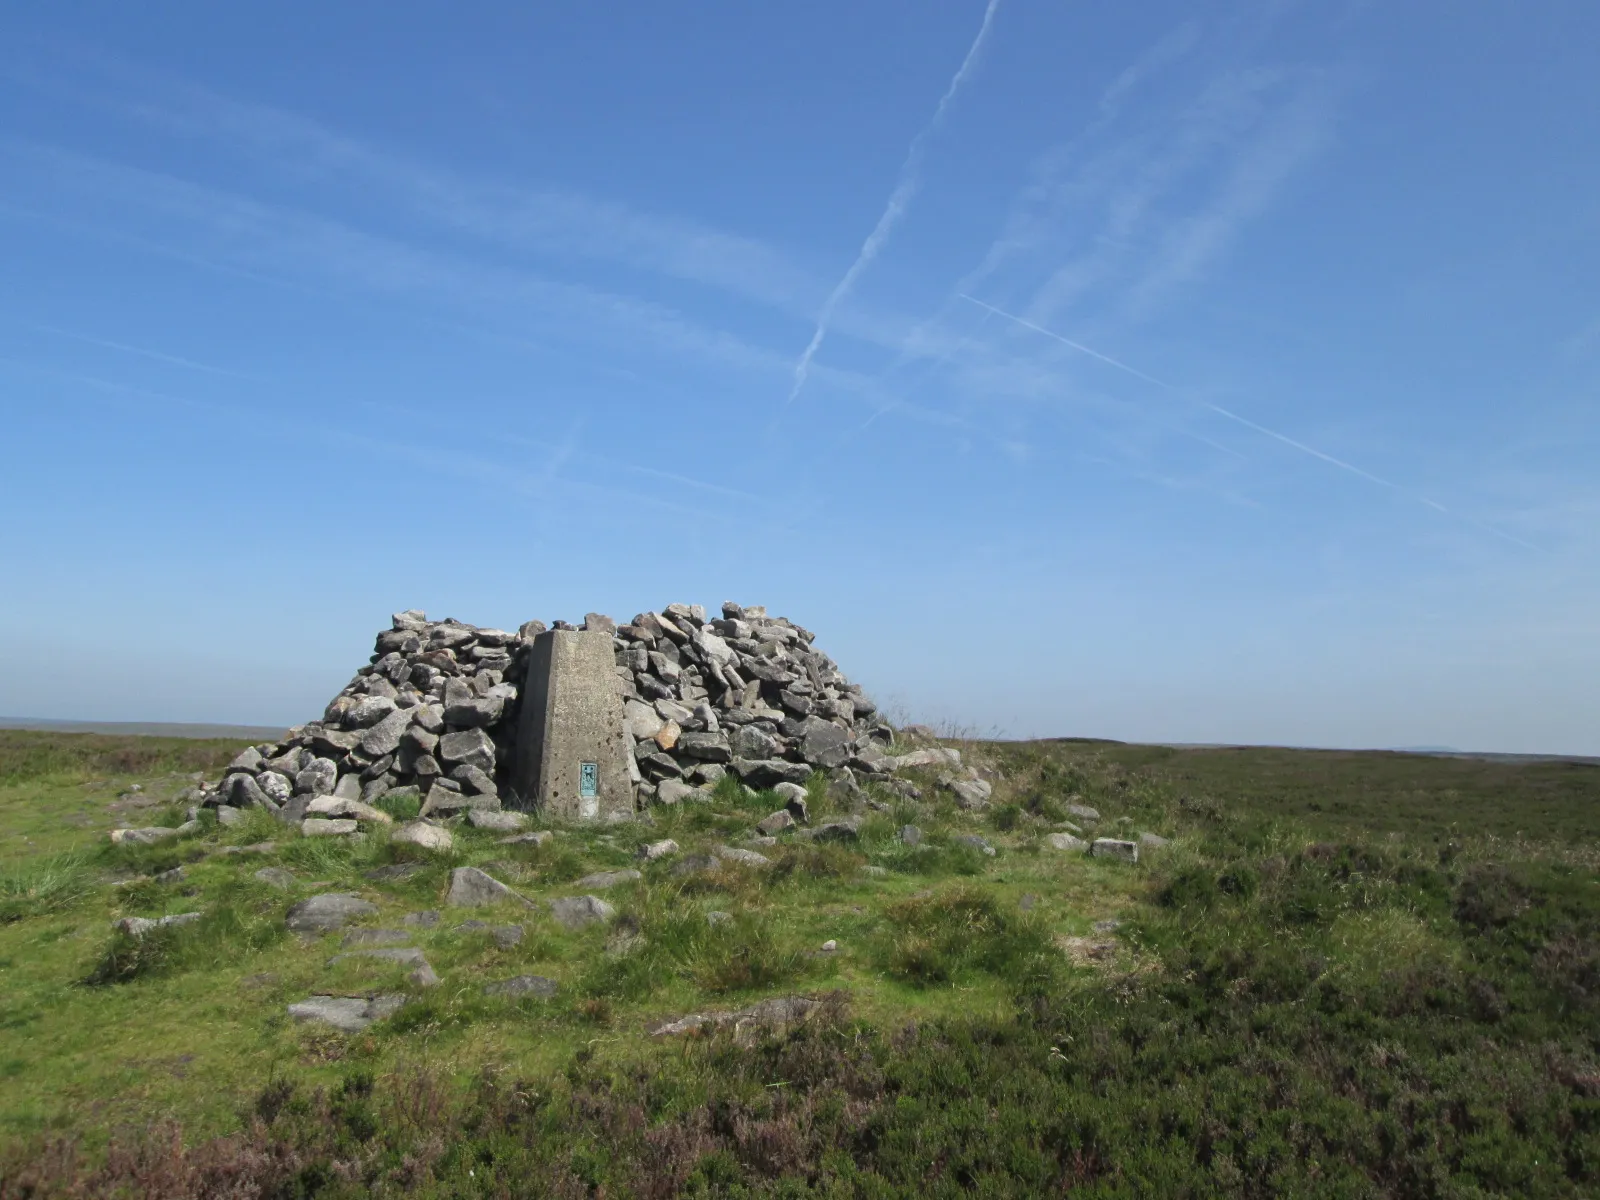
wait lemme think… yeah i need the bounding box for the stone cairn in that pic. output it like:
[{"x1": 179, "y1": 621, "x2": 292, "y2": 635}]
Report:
[{"x1": 200, "y1": 602, "x2": 903, "y2": 823}]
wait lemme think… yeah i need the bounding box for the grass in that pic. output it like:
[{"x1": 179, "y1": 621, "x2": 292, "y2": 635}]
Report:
[{"x1": 0, "y1": 728, "x2": 1595, "y2": 1195}]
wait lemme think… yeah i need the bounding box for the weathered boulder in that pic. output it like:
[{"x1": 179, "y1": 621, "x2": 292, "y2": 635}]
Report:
[
  {"x1": 548, "y1": 894, "x2": 615, "y2": 930},
  {"x1": 446, "y1": 867, "x2": 533, "y2": 908},
  {"x1": 392, "y1": 821, "x2": 454, "y2": 852},
  {"x1": 285, "y1": 893, "x2": 378, "y2": 933}
]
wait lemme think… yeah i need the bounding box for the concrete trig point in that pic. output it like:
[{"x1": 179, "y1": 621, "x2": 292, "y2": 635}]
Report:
[{"x1": 511, "y1": 629, "x2": 632, "y2": 821}]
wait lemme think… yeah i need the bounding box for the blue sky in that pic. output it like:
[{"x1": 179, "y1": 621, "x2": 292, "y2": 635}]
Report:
[{"x1": 2, "y1": 1, "x2": 1597, "y2": 753}]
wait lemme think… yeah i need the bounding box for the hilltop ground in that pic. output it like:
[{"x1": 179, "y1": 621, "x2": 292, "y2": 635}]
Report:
[{"x1": 0, "y1": 728, "x2": 1596, "y2": 1197}]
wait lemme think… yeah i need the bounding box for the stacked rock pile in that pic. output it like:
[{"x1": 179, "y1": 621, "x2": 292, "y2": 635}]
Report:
[{"x1": 199, "y1": 603, "x2": 896, "y2": 822}]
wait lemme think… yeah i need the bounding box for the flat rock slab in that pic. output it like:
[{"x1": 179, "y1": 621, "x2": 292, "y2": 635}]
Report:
[
  {"x1": 498, "y1": 831, "x2": 554, "y2": 847},
  {"x1": 956, "y1": 835, "x2": 996, "y2": 857},
  {"x1": 341, "y1": 928, "x2": 411, "y2": 947},
  {"x1": 403, "y1": 910, "x2": 440, "y2": 927},
  {"x1": 484, "y1": 974, "x2": 558, "y2": 999},
  {"x1": 548, "y1": 894, "x2": 615, "y2": 930},
  {"x1": 302, "y1": 818, "x2": 360, "y2": 837},
  {"x1": 806, "y1": 818, "x2": 863, "y2": 844},
  {"x1": 110, "y1": 827, "x2": 182, "y2": 845},
  {"x1": 328, "y1": 947, "x2": 439, "y2": 988},
  {"x1": 446, "y1": 866, "x2": 534, "y2": 908},
  {"x1": 714, "y1": 847, "x2": 772, "y2": 868},
  {"x1": 367, "y1": 862, "x2": 429, "y2": 881},
  {"x1": 114, "y1": 912, "x2": 201, "y2": 938},
  {"x1": 391, "y1": 821, "x2": 454, "y2": 852},
  {"x1": 1047, "y1": 833, "x2": 1088, "y2": 852},
  {"x1": 287, "y1": 994, "x2": 407, "y2": 1033},
  {"x1": 573, "y1": 869, "x2": 642, "y2": 890},
  {"x1": 637, "y1": 838, "x2": 679, "y2": 861},
  {"x1": 466, "y1": 809, "x2": 528, "y2": 832},
  {"x1": 650, "y1": 996, "x2": 818, "y2": 1045},
  {"x1": 285, "y1": 893, "x2": 378, "y2": 933},
  {"x1": 1139, "y1": 832, "x2": 1170, "y2": 848},
  {"x1": 1065, "y1": 804, "x2": 1101, "y2": 822},
  {"x1": 460, "y1": 921, "x2": 525, "y2": 948},
  {"x1": 254, "y1": 867, "x2": 298, "y2": 890},
  {"x1": 1090, "y1": 838, "x2": 1139, "y2": 863}
]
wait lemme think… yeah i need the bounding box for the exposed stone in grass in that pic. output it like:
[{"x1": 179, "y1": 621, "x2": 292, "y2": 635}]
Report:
[
  {"x1": 466, "y1": 809, "x2": 527, "y2": 832},
  {"x1": 286, "y1": 993, "x2": 406, "y2": 1033},
  {"x1": 391, "y1": 821, "x2": 453, "y2": 852},
  {"x1": 1139, "y1": 832, "x2": 1170, "y2": 848},
  {"x1": 113, "y1": 913, "x2": 201, "y2": 938},
  {"x1": 327, "y1": 947, "x2": 439, "y2": 988},
  {"x1": 485, "y1": 974, "x2": 558, "y2": 998},
  {"x1": 497, "y1": 830, "x2": 554, "y2": 847},
  {"x1": 548, "y1": 895, "x2": 615, "y2": 930},
  {"x1": 649, "y1": 995, "x2": 818, "y2": 1044},
  {"x1": 1047, "y1": 833, "x2": 1088, "y2": 852},
  {"x1": 341, "y1": 928, "x2": 410, "y2": 947},
  {"x1": 1090, "y1": 838, "x2": 1139, "y2": 863},
  {"x1": 301, "y1": 818, "x2": 359, "y2": 837},
  {"x1": 285, "y1": 893, "x2": 378, "y2": 933},
  {"x1": 956, "y1": 834, "x2": 996, "y2": 857},
  {"x1": 446, "y1": 866, "x2": 533, "y2": 909},
  {"x1": 573, "y1": 869, "x2": 642, "y2": 890},
  {"x1": 254, "y1": 867, "x2": 297, "y2": 890},
  {"x1": 637, "y1": 838, "x2": 678, "y2": 861}
]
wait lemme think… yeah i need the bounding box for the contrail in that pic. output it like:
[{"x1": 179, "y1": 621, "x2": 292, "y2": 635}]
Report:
[
  {"x1": 786, "y1": 0, "x2": 1003, "y2": 407},
  {"x1": 960, "y1": 293, "x2": 1546, "y2": 551}
]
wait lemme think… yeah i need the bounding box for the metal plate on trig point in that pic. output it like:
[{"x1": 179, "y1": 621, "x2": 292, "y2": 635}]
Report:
[{"x1": 579, "y1": 762, "x2": 598, "y2": 798}]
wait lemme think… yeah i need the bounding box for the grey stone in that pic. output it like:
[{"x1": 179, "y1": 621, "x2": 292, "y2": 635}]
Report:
[
  {"x1": 403, "y1": 910, "x2": 440, "y2": 927},
  {"x1": 466, "y1": 809, "x2": 528, "y2": 832},
  {"x1": 512, "y1": 630, "x2": 632, "y2": 822},
  {"x1": 756, "y1": 810, "x2": 795, "y2": 835},
  {"x1": 392, "y1": 820, "x2": 454, "y2": 852},
  {"x1": 113, "y1": 912, "x2": 201, "y2": 938},
  {"x1": 225, "y1": 772, "x2": 271, "y2": 809},
  {"x1": 285, "y1": 893, "x2": 378, "y2": 933},
  {"x1": 366, "y1": 863, "x2": 428, "y2": 881},
  {"x1": 773, "y1": 781, "x2": 809, "y2": 816},
  {"x1": 485, "y1": 974, "x2": 558, "y2": 999},
  {"x1": 949, "y1": 779, "x2": 993, "y2": 809},
  {"x1": 899, "y1": 824, "x2": 923, "y2": 847},
  {"x1": 1090, "y1": 838, "x2": 1139, "y2": 863},
  {"x1": 1065, "y1": 804, "x2": 1101, "y2": 823},
  {"x1": 295, "y1": 758, "x2": 338, "y2": 796},
  {"x1": 690, "y1": 763, "x2": 727, "y2": 786},
  {"x1": 623, "y1": 699, "x2": 664, "y2": 741},
  {"x1": 332, "y1": 773, "x2": 363, "y2": 800},
  {"x1": 1138, "y1": 832, "x2": 1170, "y2": 848},
  {"x1": 1047, "y1": 833, "x2": 1089, "y2": 852},
  {"x1": 359, "y1": 709, "x2": 413, "y2": 758},
  {"x1": 443, "y1": 696, "x2": 502, "y2": 729},
  {"x1": 498, "y1": 830, "x2": 555, "y2": 847},
  {"x1": 109, "y1": 826, "x2": 182, "y2": 845},
  {"x1": 254, "y1": 867, "x2": 298, "y2": 890},
  {"x1": 653, "y1": 698, "x2": 694, "y2": 725},
  {"x1": 215, "y1": 805, "x2": 244, "y2": 827},
  {"x1": 412, "y1": 704, "x2": 445, "y2": 734},
  {"x1": 446, "y1": 866, "x2": 533, "y2": 908},
  {"x1": 649, "y1": 995, "x2": 817, "y2": 1042},
  {"x1": 706, "y1": 910, "x2": 733, "y2": 927},
  {"x1": 438, "y1": 728, "x2": 496, "y2": 774},
  {"x1": 809, "y1": 817, "x2": 862, "y2": 844},
  {"x1": 672, "y1": 853, "x2": 722, "y2": 876},
  {"x1": 306, "y1": 795, "x2": 392, "y2": 823},
  {"x1": 956, "y1": 834, "x2": 996, "y2": 857},
  {"x1": 451, "y1": 764, "x2": 499, "y2": 796},
  {"x1": 1092, "y1": 919, "x2": 1123, "y2": 934},
  {"x1": 257, "y1": 771, "x2": 293, "y2": 804},
  {"x1": 287, "y1": 994, "x2": 406, "y2": 1033},
  {"x1": 341, "y1": 928, "x2": 411, "y2": 947},
  {"x1": 715, "y1": 846, "x2": 772, "y2": 868},
  {"x1": 345, "y1": 695, "x2": 396, "y2": 729},
  {"x1": 801, "y1": 723, "x2": 850, "y2": 769},
  {"x1": 638, "y1": 838, "x2": 679, "y2": 861},
  {"x1": 732, "y1": 759, "x2": 811, "y2": 788},
  {"x1": 572, "y1": 869, "x2": 641, "y2": 890},
  {"x1": 301, "y1": 817, "x2": 360, "y2": 837},
  {"x1": 548, "y1": 894, "x2": 615, "y2": 930},
  {"x1": 655, "y1": 779, "x2": 703, "y2": 805},
  {"x1": 675, "y1": 731, "x2": 731, "y2": 762}
]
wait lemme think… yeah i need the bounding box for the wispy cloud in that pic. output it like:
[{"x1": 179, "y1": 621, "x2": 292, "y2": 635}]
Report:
[
  {"x1": 785, "y1": 0, "x2": 1003, "y2": 407},
  {"x1": 962, "y1": 295, "x2": 1547, "y2": 551},
  {"x1": 24, "y1": 321, "x2": 249, "y2": 378}
]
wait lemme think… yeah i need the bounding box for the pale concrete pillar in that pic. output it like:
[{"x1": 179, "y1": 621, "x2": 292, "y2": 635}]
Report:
[{"x1": 511, "y1": 629, "x2": 633, "y2": 821}]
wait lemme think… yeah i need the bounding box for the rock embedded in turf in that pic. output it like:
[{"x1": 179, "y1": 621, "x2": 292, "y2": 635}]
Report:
[
  {"x1": 573, "y1": 869, "x2": 642, "y2": 890},
  {"x1": 485, "y1": 974, "x2": 558, "y2": 999},
  {"x1": 807, "y1": 817, "x2": 863, "y2": 844},
  {"x1": 392, "y1": 821, "x2": 454, "y2": 852},
  {"x1": 215, "y1": 805, "x2": 244, "y2": 827},
  {"x1": 637, "y1": 838, "x2": 678, "y2": 861},
  {"x1": 341, "y1": 928, "x2": 411, "y2": 947},
  {"x1": 402, "y1": 909, "x2": 440, "y2": 927},
  {"x1": 466, "y1": 809, "x2": 527, "y2": 832},
  {"x1": 655, "y1": 779, "x2": 703, "y2": 805},
  {"x1": 302, "y1": 818, "x2": 360, "y2": 837},
  {"x1": 497, "y1": 830, "x2": 554, "y2": 847},
  {"x1": 305, "y1": 796, "x2": 392, "y2": 823},
  {"x1": 1047, "y1": 833, "x2": 1088, "y2": 852},
  {"x1": 773, "y1": 782, "x2": 809, "y2": 820},
  {"x1": 948, "y1": 778, "x2": 993, "y2": 810},
  {"x1": 1065, "y1": 803, "x2": 1101, "y2": 823},
  {"x1": 113, "y1": 912, "x2": 201, "y2": 938},
  {"x1": 899, "y1": 825, "x2": 923, "y2": 847},
  {"x1": 285, "y1": 892, "x2": 378, "y2": 933},
  {"x1": 254, "y1": 867, "x2": 298, "y2": 890},
  {"x1": 287, "y1": 994, "x2": 406, "y2": 1033},
  {"x1": 1090, "y1": 838, "x2": 1139, "y2": 863},
  {"x1": 956, "y1": 834, "x2": 996, "y2": 856},
  {"x1": 446, "y1": 866, "x2": 534, "y2": 909},
  {"x1": 706, "y1": 910, "x2": 733, "y2": 927},
  {"x1": 756, "y1": 810, "x2": 795, "y2": 835},
  {"x1": 649, "y1": 996, "x2": 817, "y2": 1043},
  {"x1": 109, "y1": 826, "x2": 182, "y2": 845},
  {"x1": 715, "y1": 846, "x2": 772, "y2": 868},
  {"x1": 548, "y1": 894, "x2": 615, "y2": 930},
  {"x1": 1139, "y1": 832, "x2": 1170, "y2": 848}
]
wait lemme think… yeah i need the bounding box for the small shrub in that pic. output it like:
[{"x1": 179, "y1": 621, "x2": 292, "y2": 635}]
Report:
[
  {"x1": 374, "y1": 790, "x2": 420, "y2": 822},
  {"x1": 691, "y1": 917, "x2": 803, "y2": 994},
  {"x1": 989, "y1": 803, "x2": 1023, "y2": 832},
  {"x1": 880, "y1": 886, "x2": 1056, "y2": 989}
]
